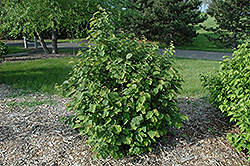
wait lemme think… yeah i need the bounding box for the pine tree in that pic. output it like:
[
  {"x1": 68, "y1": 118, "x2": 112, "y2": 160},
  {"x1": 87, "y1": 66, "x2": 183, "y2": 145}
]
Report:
[
  {"x1": 122, "y1": 0, "x2": 207, "y2": 46},
  {"x1": 202, "y1": 0, "x2": 250, "y2": 49}
]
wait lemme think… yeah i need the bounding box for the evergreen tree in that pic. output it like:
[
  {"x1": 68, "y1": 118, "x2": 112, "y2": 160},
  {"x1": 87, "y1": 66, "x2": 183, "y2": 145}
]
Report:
[
  {"x1": 201, "y1": 0, "x2": 250, "y2": 49},
  {"x1": 121, "y1": 0, "x2": 207, "y2": 46}
]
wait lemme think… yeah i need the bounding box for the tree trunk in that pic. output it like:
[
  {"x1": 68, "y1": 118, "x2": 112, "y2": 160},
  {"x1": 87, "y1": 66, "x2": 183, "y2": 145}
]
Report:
[
  {"x1": 232, "y1": 28, "x2": 237, "y2": 49},
  {"x1": 52, "y1": 19, "x2": 58, "y2": 54},
  {"x1": 232, "y1": 22, "x2": 238, "y2": 49},
  {"x1": 36, "y1": 31, "x2": 50, "y2": 54}
]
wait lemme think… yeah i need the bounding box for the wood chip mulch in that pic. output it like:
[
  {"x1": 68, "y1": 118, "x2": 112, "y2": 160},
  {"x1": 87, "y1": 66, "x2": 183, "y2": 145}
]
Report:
[{"x1": 0, "y1": 53, "x2": 249, "y2": 165}]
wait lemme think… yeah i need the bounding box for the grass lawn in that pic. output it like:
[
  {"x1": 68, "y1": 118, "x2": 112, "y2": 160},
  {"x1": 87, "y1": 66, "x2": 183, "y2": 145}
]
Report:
[
  {"x1": 177, "y1": 57, "x2": 219, "y2": 98},
  {"x1": 8, "y1": 46, "x2": 30, "y2": 54},
  {"x1": 59, "y1": 48, "x2": 81, "y2": 54},
  {"x1": 0, "y1": 57, "x2": 74, "y2": 94},
  {"x1": 0, "y1": 56, "x2": 219, "y2": 98}
]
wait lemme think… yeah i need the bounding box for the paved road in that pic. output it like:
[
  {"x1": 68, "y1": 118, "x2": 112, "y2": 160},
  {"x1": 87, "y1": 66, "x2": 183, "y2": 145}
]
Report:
[
  {"x1": 171, "y1": 49, "x2": 232, "y2": 61},
  {"x1": 6, "y1": 41, "x2": 233, "y2": 61}
]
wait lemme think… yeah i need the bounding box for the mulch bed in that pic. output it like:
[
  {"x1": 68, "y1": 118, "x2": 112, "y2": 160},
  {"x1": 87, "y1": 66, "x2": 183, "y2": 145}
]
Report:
[{"x1": 0, "y1": 53, "x2": 249, "y2": 165}]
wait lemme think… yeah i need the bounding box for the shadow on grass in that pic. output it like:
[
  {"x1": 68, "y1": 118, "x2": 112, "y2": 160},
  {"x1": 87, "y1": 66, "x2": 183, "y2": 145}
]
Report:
[{"x1": 0, "y1": 60, "x2": 73, "y2": 94}]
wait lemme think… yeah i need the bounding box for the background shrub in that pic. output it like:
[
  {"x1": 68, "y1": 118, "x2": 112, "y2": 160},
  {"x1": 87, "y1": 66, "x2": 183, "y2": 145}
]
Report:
[
  {"x1": 59, "y1": 9, "x2": 187, "y2": 159},
  {"x1": 200, "y1": 43, "x2": 250, "y2": 159},
  {"x1": 0, "y1": 41, "x2": 8, "y2": 62}
]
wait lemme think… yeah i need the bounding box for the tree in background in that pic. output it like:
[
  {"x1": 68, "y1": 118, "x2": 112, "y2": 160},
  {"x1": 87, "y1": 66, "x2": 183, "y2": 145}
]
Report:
[
  {"x1": 0, "y1": 41, "x2": 8, "y2": 63},
  {"x1": 0, "y1": 0, "x2": 100, "y2": 54},
  {"x1": 1, "y1": 0, "x2": 206, "y2": 49},
  {"x1": 119, "y1": 0, "x2": 207, "y2": 46},
  {"x1": 201, "y1": 0, "x2": 250, "y2": 49}
]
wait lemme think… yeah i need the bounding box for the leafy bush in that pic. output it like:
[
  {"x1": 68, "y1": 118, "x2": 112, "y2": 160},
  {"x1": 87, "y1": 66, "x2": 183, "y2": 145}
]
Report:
[
  {"x1": 200, "y1": 43, "x2": 250, "y2": 159},
  {"x1": 58, "y1": 10, "x2": 187, "y2": 159},
  {"x1": 0, "y1": 41, "x2": 8, "y2": 62}
]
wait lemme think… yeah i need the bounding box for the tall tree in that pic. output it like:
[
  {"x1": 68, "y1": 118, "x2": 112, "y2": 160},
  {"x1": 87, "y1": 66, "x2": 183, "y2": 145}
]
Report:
[
  {"x1": 119, "y1": 0, "x2": 207, "y2": 46},
  {"x1": 201, "y1": 0, "x2": 250, "y2": 49},
  {"x1": 0, "y1": 0, "x2": 100, "y2": 54}
]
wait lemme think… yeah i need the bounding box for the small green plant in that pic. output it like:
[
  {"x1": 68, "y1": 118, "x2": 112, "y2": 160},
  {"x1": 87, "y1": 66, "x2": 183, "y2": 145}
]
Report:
[
  {"x1": 200, "y1": 43, "x2": 250, "y2": 160},
  {"x1": 208, "y1": 127, "x2": 215, "y2": 134},
  {"x1": 58, "y1": 9, "x2": 187, "y2": 159},
  {"x1": 0, "y1": 41, "x2": 8, "y2": 62},
  {"x1": 6, "y1": 98, "x2": 56, "y2": 110}
]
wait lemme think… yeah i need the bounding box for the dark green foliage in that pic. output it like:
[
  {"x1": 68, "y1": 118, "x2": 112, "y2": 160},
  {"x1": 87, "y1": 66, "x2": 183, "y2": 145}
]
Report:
[
  {"x1": 59, "y1": 10, "x2": 187, "y2": 159},
  {"x1": 121, "y1": 0, "x2": 206, "y2": 46},
  {"x1": 200, "y1": 43, "x2": 250, "y2": 160},
  {"x1": 0, "y1": 41, "x2": 8, "y2": 62},
  {"x1": 0, "y1": 0, "x2": 104, "y2": 53},
  {"x1": 201, "y1": 0, "x2": 250, "y2": 49}
]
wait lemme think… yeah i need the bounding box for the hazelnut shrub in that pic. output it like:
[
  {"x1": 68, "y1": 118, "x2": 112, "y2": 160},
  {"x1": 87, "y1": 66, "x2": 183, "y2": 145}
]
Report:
[
  {"x1": 59, "y1": 9, "x2": 187, "y2": 160},
  {"x1": 201, "y1": 43, "x2": 250, "y2": 160}
]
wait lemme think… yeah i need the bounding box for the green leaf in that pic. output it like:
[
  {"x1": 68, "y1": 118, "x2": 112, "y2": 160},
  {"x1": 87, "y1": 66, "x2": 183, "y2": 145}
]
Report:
[
  {"x1": 100, "y1": 50, "x2": 105, "y2": 56},
  {"x1": 153, "y1": 109, "x2": 159, "y2": 116},
  {"x1": 103, "y1": 99, "x2": 109, "y2": 106},
  {"x1": 126, "y1": 53, "x2": 133, "y2": 59},
  {"x1": 147, "y1": 130, "x2": 155, "y2": 139},
  {"x1": 103, "y1": 110, "x2": 109, "y2": 117},
  {"x1": 153, "y1": 88, "x2": 159, "y2": 95},
  {"x1": 150, "y1": 116, "x2": 158, "y2": 123},
  {"x1": 175, "y1": 122, "x2": 182, "y2": 129},
  {"x1": 105, "y1": 118, "x2": 112, "y2": 124},
  {"x1": 115, "y1": 101, "x2": 122, "y2": 107},
  {"x1": 139, "y1": 96, "x2": 146, "y2": 103},
  {"x1": 141, "y1": 126, "x2": 147, "y2": 132},
  {"x1": 131, "y1": 116, "x2": 143, "y2": 130},
  {"x1": 131, "y1": 84, "x2": 137, "y2": 89},
  {"x1": 144, "y1": 140, "x2": 148, "y2": 146},
  {"x1": 153, "y1": 71, "x2": 160, "y2": 75},
  {"x1": 148, "y1": 146, "x2": 153, "y2": 152},
  {"x1": 135, "y1": 134, "x2": 143, "y2": 143},
  {"x1": 78, "y1": 127, "x2": 85, "y2": 135},
  {"x1": 146, "y1": 78, "x2": 153, "y2": 85},
  {"x1": 146, "y1": 111, "x2": 154, "y2": 120},
  {"x1": 113, "y1": 145, "x2": 119, "y2": 151},
  {"x1": 106, "y1": 137, "x2": 112, "y2": 143},
  {"x1": 73, "y1": 123, "x2": 82, "y2": 129},
  {"x1": 91, "y1": 104, "x2": 96, "y2": 112},
  {"x1": 122, "y1": 128, "x2": 130, "y2": 135},
  {"x1": 59, "y1": 117, "x2": 67, "y2": 123},
  {"x1": 116, "y1": 58, "x2": 123, "y2": 63},
  {"x1": 109, "y1": 92, "x2": 119, "y2": 99},
  {"x1": 100, "y1": 90, "x2": 106, "y2": 96},
  {"x1": 164, "y1": 114, "x2": 171, "y2": 122},
  {"x1": 115, "y1": 125, "x2": 122, "y2": 133},
  {"x1": 125, "y1": 137, "x2": 132, "y2": 144},
  {"x1": 134, "y1": 147, "x2": 140, "y2": 154}
]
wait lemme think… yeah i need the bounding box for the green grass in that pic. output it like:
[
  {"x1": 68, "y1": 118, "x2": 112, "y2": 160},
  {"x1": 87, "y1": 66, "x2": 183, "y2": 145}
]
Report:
[
  {"x1": 6, "y1": 41, "x2": 83, "y2": 54},
  {"x1": 176, "y1": 34, "x2": 232, "y2": 53},
  {"x1": 6, "y1": 98, "x2": 57, "y2": 109},
  {"x1": 59, "y1": 48, "x2": 81, "y2": 54},
  {"x1": 0, "y1": 57, "x2": 74, "y2": 94},
  {"x1": 8, "y1": 46, "x2": 30, "y2": 54},
  {"x1": 177, "y1": 57, "x2": 220, "y2": 98},
  {"x1": 0, "y1": 56, "x2": 220, "y2": 98}
]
